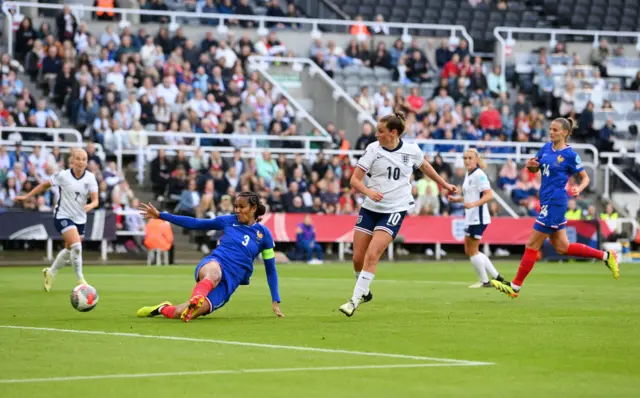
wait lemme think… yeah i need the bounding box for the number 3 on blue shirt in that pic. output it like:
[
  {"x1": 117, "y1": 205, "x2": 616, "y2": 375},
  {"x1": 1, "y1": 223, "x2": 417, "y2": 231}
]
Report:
[{"x1": 242, "y1": 235, "x2": 250, "y2": 246}]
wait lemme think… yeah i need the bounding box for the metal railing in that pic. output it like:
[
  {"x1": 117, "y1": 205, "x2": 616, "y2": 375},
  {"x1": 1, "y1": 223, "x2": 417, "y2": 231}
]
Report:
[
  {"x1": 2, "y1": 1, "x2": 475, "y2": 58},
  {"x1": 246, "y1": 58, "x2": 330, "y2": 138},
  {"x1": 600, "y1": 152, "x2": 640, "y2": 199},
  {"x1": 249, "y1": 55, "x2": 377, "y2": 126},
  {"x1": 114, "y1": 131, "x2": 332, "y2": 184},
  {"x1": 411, "y1": 138, "x2": 599, "y2": 168},
  {"x1": 0, "y1": 127, "x2": 83, "y2": 144},
  {"x1": 0, "y1": 139, "x2": 106, "y2": 161},
  {"x1": 493, "y1": 27, "x2": 640, "y2": 78}
]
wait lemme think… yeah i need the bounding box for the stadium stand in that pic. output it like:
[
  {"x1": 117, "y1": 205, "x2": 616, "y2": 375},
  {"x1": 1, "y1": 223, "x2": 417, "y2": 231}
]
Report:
[{"x1": 0, "y1": 0, "x2": 638, "y2": 261}]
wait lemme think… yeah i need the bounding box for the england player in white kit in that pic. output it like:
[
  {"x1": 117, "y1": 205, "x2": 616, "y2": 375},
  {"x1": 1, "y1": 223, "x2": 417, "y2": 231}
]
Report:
[
  {"x1": 448, "y1": 149, "x2": 504, "y2": 288},
  {"x1": 16, "y1": 149, "x2": 99, "y2": 291},
  {"x1": 339, "y1": 112, "x2": 458, "y2": 317}
]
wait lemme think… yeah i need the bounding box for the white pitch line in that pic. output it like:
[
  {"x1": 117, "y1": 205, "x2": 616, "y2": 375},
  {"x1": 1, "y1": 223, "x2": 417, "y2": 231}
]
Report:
[
  {"x1": 0, "y1": 363, "x2": 484, "y2": 384},
  {"x1": 0, "y1": 325, "x2": 493, "y2": 366},
  {"x1": 89, "y1": 273, "x2": 470, "y2": 285}
]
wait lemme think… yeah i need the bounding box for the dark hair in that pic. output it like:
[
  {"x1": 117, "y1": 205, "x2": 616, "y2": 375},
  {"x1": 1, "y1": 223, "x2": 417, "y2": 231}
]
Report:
[
  {"x1": 554, "y1": 117, "x2": 577, "y2": 141},
  {"x1": 380, "y1": 111, "x2": 406, "y2": 135},
  {"x1": 236, "y1": 191, "x2": 267, "y2": 222}
]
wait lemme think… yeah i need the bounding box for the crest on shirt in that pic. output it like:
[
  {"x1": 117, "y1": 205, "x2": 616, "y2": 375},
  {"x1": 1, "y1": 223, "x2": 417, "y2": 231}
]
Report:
[
  {"x1": 556, "y1": 155, "x2": 565, "y2": 165},
  {"x1": 402, "y1": 154, "x2": 409, "y2": 165},
  {"x1": 256, "y1": 231, "x2": 263, "y2": 241},
  {"x1": 84, "y1": 183, "x2": 89, "y2": 191}
]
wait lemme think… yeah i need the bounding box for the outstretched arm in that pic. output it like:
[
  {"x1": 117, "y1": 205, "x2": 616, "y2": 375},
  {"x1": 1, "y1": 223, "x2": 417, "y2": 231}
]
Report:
[
  {"x1": 159, "y1": 212, "x2": 227, "y2": 231},
  {"x1": 263, "y1": 247, "x2": 284, "y2": 317},
  {"x1": 15, "y1": 180, "x2": 52, "y2": 202},
  {"x1": 138, "y1": 202, "x2": 228, "y2": 230}
]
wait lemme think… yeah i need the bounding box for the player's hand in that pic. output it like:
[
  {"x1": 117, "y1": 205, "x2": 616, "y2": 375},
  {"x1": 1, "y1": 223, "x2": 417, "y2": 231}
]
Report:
[
  {"x1": 272, "y1": 302, "x2": 285, "y2": 318},
  {"x1": 571, "y1": 187, "x2": 582, "y2": 197},
  {"x1": 14, "y1": 195, "x2": 28, "y2": 202},
  {"x1": 526, "y1": 158, "x2": 540, "y2": 171},
  {"x1": 367, "y1": 190, "x2": 384, "y2": 202},
  {"x1": 83, "y1": 204, "x2": 94, "y2": 213},
  {"x1": 138, "y1": 202, "x2": 161, "y2": 220},
  {"x1": 463, "y1": 202, "x2": 476, "y2": 209},
  {"x1": 448, "y1": 195, "x2": 462, "y2": 203},
  {"x1": 445, "y1": 184, "x2": 458, "y2": 194}
]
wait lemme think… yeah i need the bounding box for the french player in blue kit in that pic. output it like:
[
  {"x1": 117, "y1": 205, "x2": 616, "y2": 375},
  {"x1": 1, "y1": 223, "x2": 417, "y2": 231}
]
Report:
[
  {"x1": 491, "y1": 118, "x2": 619, "y2": 298},
  {"x1": 136, "y1": 192, "x2": 283, "y2": 322}
]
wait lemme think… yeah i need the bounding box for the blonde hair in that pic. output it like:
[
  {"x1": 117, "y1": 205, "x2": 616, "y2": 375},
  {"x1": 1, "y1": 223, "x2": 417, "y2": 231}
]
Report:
[
  {"x1": 465, "y1": 148, "x2": 486, "y2": 169},
  {"x1": 553, "y1": 117, "x2": 577, "y2": 143}
]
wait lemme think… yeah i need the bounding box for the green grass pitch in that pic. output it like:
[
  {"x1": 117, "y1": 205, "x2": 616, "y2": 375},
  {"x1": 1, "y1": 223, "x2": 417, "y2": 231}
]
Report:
[{"x1": 0, "y1": 261, "x2": 638, "y2": 397}]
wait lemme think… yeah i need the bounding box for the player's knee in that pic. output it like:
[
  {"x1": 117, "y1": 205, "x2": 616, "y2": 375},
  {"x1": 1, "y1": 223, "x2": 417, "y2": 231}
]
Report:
[
  {"x1": 364, "y1": 245, "x2": 385, "y2": 263},
  {"x1": 555, "y1": 244, "x2": 568, "y2": 255}
]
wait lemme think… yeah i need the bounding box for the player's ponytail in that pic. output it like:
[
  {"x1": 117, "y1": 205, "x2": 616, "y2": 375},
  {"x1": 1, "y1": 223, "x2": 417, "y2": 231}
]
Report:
[
  {"x1": 380, "y1": 111, "x2": 406, "y2": 136},
  {"x1": 554, "y1": 117, "x2": 577, "y2": 142},
  {"x1": 237, "y1": 191, "x2": 266, "y2": 222}
]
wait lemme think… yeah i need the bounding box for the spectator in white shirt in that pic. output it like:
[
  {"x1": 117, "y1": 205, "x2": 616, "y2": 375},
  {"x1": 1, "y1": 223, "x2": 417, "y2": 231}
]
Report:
[
  {"x1": 272, "y1": 96, "x2": 295, "y2": 123},
  {"x1": 216, "y1": 40, "x2": 238, "y2": 69},
  {"x1": 156, "y1": 76, "x2": 179, "y2": 105},
  {"x1": 125, "y1": 92, "x2": 142, "y2": 121},
  {"x1": 100, "y1": 25, "x2": 120, "y2": 47},
  {"x1": 27, "y1": 145, "x2": 48, "y2": 174},
  {"x1": 140, "y1": 36, "x2": 157, "y2": 67},
  {"x1": 94, "y1": 47, "x2": 115, "y2": 74},
  {"x1": 32, "y1": 99, "x2": 59, "y2": 128},
  {"x1": 373, "y1": 84, "x2": 393, "y2": 108},
  {"x1": 371, "y1": 14, "x2": 389, "y2": 35},
  {"x1": 74, "y1": 22, "x2": 90, "y2": 53},
  {"x1": 105, "y1": 64, "x2": 125, "y2": 92},
  {"x1": 114, "y1": 102, "x2": 134, "y2": 130},
  {"x1": 186, "y1": 89, "x2": 209, "y2": 118},
  {"x1": 358, "y1": 86, "x2": 375, "y2": 115},
  {"x1": 377, "y1": 97, "x2": 394, "y2": 118}
]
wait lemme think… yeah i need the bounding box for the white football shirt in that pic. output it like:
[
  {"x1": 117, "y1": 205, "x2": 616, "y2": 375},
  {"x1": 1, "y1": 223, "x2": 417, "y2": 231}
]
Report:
[
  {"x1": 50, "y1": 169, "x2": 99, "y2": 224},
  {"x1": 357, "y1": 140, "x2": 424, "y2": 213},
  {"x1": 462, "y1": 168, "x2": 492, "y2": 226}
]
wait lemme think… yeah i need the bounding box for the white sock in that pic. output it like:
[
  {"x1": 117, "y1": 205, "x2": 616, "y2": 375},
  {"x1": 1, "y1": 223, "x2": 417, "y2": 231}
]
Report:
[
  {"x1": 354, "y1": 271, "x2": 370, "y2": 295},
  {"x1": 480, "y1": 253, "x2": 500, "y2": 279},
  {"x1": 49, "y1": 249, "x2": 70, "y2": 275},
  {"x1": 351, "y1": 271, "x2": 374, "y2": 307},
  {"x1": 603, "y1": 251, "x2": 609, "y2": 261},
  {"x1": 70, "y1": 242, "x2": 84, "y2": 281},
  {"x1": 470, "y1": 254, "x2": 489, "y2": 283}
]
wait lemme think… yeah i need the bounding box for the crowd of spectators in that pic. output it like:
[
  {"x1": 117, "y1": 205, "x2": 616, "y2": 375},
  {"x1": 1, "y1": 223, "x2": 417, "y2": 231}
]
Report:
[{"x1": 3, "y1": 2, "x2": 639, "y2": 244}]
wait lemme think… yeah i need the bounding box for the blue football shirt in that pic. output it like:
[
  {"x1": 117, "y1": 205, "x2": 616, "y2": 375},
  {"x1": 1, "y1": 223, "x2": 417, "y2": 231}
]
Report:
[{"x1": 535, "y1": 142, "x2": 584, "y2": 206}]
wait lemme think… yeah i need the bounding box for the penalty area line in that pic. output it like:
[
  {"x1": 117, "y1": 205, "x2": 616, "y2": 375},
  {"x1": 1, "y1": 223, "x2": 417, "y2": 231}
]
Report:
[
  {"x1": 0, "y1": 363, "x2": 488, "y2": 384},
  {"x1": 0, "y1": 325, "x2": 494, "y2": 366}
]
